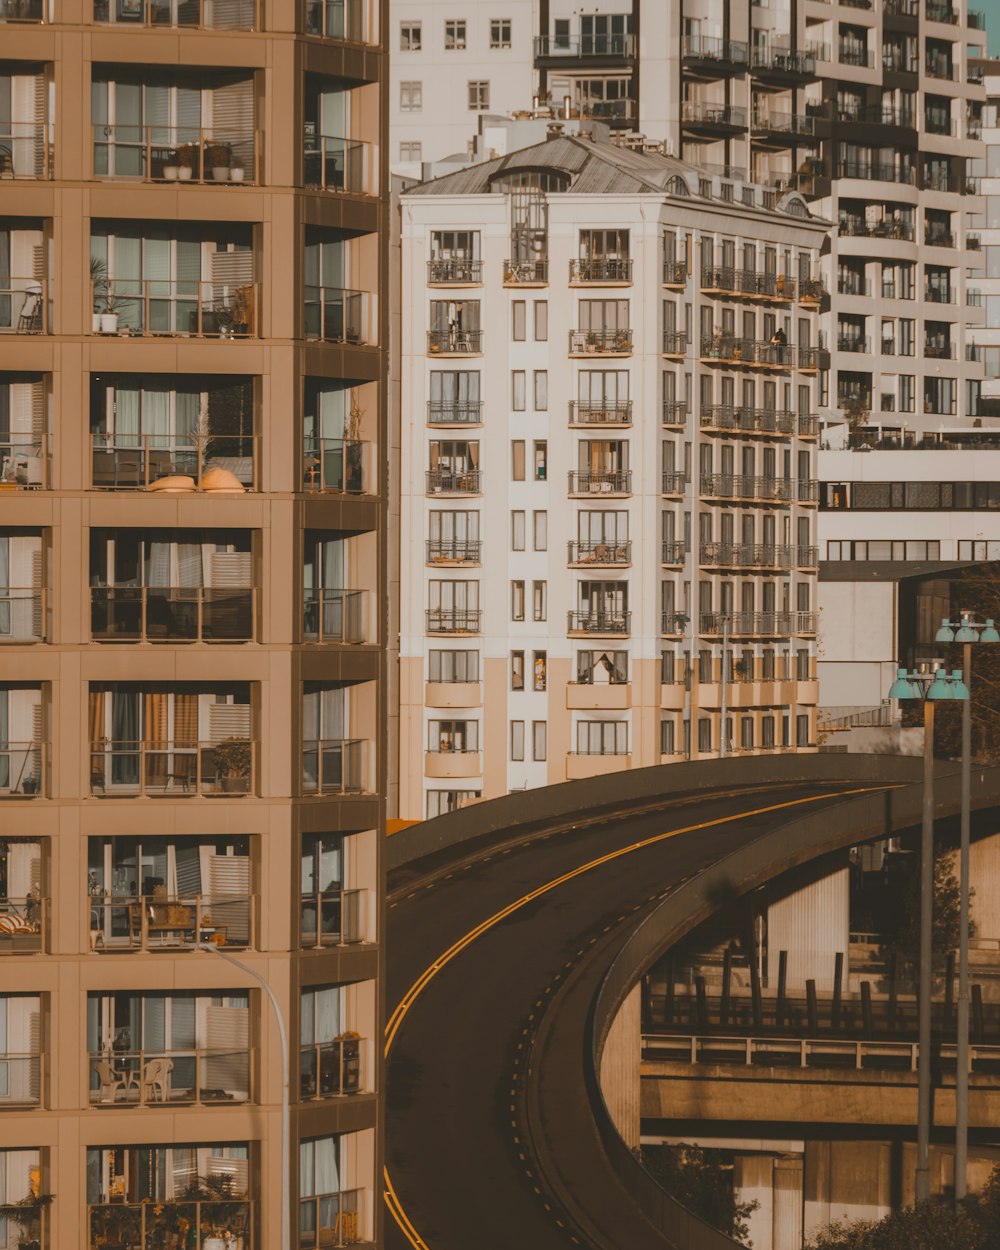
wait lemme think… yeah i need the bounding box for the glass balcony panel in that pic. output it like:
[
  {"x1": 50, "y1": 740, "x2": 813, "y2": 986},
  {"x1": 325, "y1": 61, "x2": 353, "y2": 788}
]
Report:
[
  {"x1": 301, "y1": 739, "x2": 366, "y2": 794},
  {"x1": 299, "y1": 1036, "x2": 363, "y2": 1099},
  {"x1": 299, "y1": 1188, "x2": 364, "y2": 1248},
  {"x1": 299, "y1": 887, "x2": 365, "y2": 947},
  {"x1": 303, "y1": 589, "x2": 366, "y2": 643},
  {"x1": 93, "y1": 125, "x2": 258, "y2": 184},
  {"x1": 88, "y1": 741, "x2": 256, "y2": 797}
]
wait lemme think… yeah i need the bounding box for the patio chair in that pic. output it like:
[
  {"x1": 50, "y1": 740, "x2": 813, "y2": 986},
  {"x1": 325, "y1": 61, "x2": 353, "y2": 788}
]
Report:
[
  {"x1": 94, "y1": 1059, "x2": 128, "y2": 1104},
  {"x1": 140, "y1": 1056, "x2": 174, "y2": 1103}
]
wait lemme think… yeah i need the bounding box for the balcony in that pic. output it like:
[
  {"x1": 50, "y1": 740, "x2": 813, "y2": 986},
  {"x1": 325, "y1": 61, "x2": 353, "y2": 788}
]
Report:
[
  {"x1": 838, "y1": 218, "x2": 913, "y2": 242},
  {"x1": 750, "y1": 47, "x2": 817, "y2": 79},
  {"x1": 426, "y1": 468, "x2": 481, "y2": 494},
  {"x1": 300, "y1": 887, "x2": 366, "y2": 947},
  {"x1": 568, "y1": 329, "x2": 633, "y2": 355},
  {"x1": 427, "y1": 328, "x2": 482, "y2": 355},
  {"x1": 0, "y1": 896, "x2": 45, "y2": 952},
  {"x1": 700, "y1": 336, "x2": 794, "y2": 368},
  {"x1": 663, "y1": 260, "x2": 688, "y2": 287},
  {"x1": 89, "y1": 1045, "x2": 252, "y2": 1105},
  {"x1": 662, "y1": 401, "x2": 687, "y2": 428},
  {"x1": 503, "y1": 259, "x2": 548, "y2": 285},
  {"x1": 568, "y1": 541, "x2": 631, "y2": 566},
  {"x1": 925, "y1": 57, "x2": 957, "y2": 80},
  {"x1": 0, "y1": 0, "x2": 44, "y2": 17},
  {"x1": 94, "y1": 0, "x2": 259, "y2": 26},
  {"x1": 751, "y1": 110, "x2": 815, "y2": 138},
  {"x1": 305, "y1": 287, "x2": 373, "y2": 345},
  {"x1": 533, "y1": 33, "x2": 636, "y2": 59},
  {"x1": 93, "y1": 128, "x2": 258, "y2": 185},
  {"x1": 300, "y1": 1188, "x2": 366, "y2": 1248},
  {"x1": 88, "y1": 892, "x2": 253, "y2": 949},
  {"x1": 798, "y1": 414, "x2": 819, "y2": 437},
  {"x1": 302, "y1": 439, "x2": 366, "y2": 495},
  {"x1": 837, "y1": 162, "x2": 914, "y2": 185},
  {"x1": 567, "y1": 469, "x2": 631, "y2": 495},
  {"x1": 661, "y1": 471, "x2": 686, "y2": 496},
  {"x1": 798, "y1": 545, "x2": 819, "y2": 567},
  {"x1": 426, "y1": 608, "x2": 481, "y2": 634},
  {"x1": 88, "y1": 1199, "x2": 255, "y2": 1250},
  {"x1": 569, "y1": 258, "x2": 633, "y2": 284},
  {"x1": 302, "y1": 739, "x2": 367, "y2": 795},
  {"x1": 0, "y1": 280, "x2": 47, "y2": 334},
  {"x1": 0, "y1": 742, "x2": 45, "y2": 797},
  {"x1": 798, "y1": 346, "x2": 830, "y2": 370},
  {"x1": 91, "y1": 433, "x2": 257, "y2": 491},
  {"x1": 924, "y1": 286, "x2": 954, "y2": 305},
  {"x1": 838, "y1": 44, "x2": 874, "y2": 68},
  {"x1": 89, "y1": 740, "x2": 257, "y2": 797},
  {"x1": 425, "y1": 680, "x2": 481, "y2": 709},
  {"x1": 303, "y1": 589, "x2": 367, "y2": 642},
  {"x1": 701, "y1": 474, "x2": 792, "y2": 504},
  {"x1": 0, "y1": 124, "x2": 51, "y2": 178},
  {"x1": 566, "y1": 681, "x2": 631, "y2": 711},
  {"x1": 926, "y1": 1, "x2": 958, "y2": 19},
  {"x1": 91, "y1": 587, "x2": 255, "y2": 643},
  {"x1": 300, "y1": 1036, "x2": 364, "y2": 1099},
  {"x1": 662, "y1": 331, "x2": 687, "y2": 357},
  {"x1": 426, "y1": 539, "x2": 481, "y2": 566},
  {"x1": 427, "y1": 259, "x2": 483, "y2": 285},
  {"x1": 700, "y1": 405, "x2": 796, "y2": 437},
  {"x1": 92, "y1": 280, "x2": 257, "y2": 338},
  {"x1": 304, "y1": 137, "x2": 376, "y2": 195},
  {"x1": 681, "y1": 36, "x2": 749, "y2": 73},
  {"x1": 427, "y1": 400, "x2": 483, "y2": 426},
  {"x1": 305, "y1": 0, "x2": 367, "y2": 40},
  {"x1": 569, "y1": 401, "x2": 632, "y2": 426},
  {"x1": 924, "y1": 340, "x2": 954, "y2": 360},
  {"x1": 568, "y1": 610, "x2": 630, "y2": 636},
  {"x1": 1, "y1": 432, "x2": 48, "y2": 489},
  {"x1": 425, "y1": 748, "x2": 481, "y2": 779},
  {"x1": 925, "y1": 230, "x2": 955, "y2": 250},
  {"x1": 837, "y1": 335, "x2": 870, "y2": 354},
  {"x1": 661, "y1": 540, "x2": 685, "y2": 566},
  {"x1": 700, "y1": 543, "x2": 793, "y2": 570},
  {"x1": 681, "y1": 102, "x2": 747, "y2": 133},
  {"x1": 700, "y1": 611, "x2": 816, "y2": 637},
  {"x1": 700, "y1": 267, "x2": 796, "y2": 301}
]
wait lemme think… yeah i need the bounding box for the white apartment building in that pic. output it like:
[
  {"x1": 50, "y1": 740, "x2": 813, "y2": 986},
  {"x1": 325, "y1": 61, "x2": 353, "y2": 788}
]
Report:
[{"x1": 398, "y1": 135, "x2": 829, "y2": 820}]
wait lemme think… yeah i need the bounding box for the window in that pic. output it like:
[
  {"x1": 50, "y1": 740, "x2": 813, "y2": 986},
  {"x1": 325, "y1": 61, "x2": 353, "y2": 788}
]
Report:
[
  {"x1": 740, "y1": 717, "x2": 754, "y2": 750},
  {"x1": 576, "y1": 721, "x2": 627, "y2": 754},
  {"x1": 660, "y1": 719, "x2": 676, "y2": 756},
  {"x1": 429, "y1": 650, "x2": 479, "y2": 682},
  {"x1": 533, "y1": 511, "x2": 547, "y2": 550},
  {"x1": 490, "y1": 18, "x2": 511, "y2": 48},
  {"x1": 468, "y1": 81, "x2": 490, "y2": 110},
  {"x1": 401, "y1": 21, "x2": 422, "y2": 49},
  {"x1": 534, "y1": 301, "x2": 548, "y2": 341},
  {"x1": 511, "y1": 580, "x2": 525, "y2": 620},
  {"x1": 533, "y1": 651, "x2": 547, "y2": 691},
  {"x1": 533, "y1": 370, "x2": 548, "y2": 411},
  {"x1": 512, "y1": 301, "x2": 526, "y2": 341},
  {"x1": 511, "y1": 511, "x2": 525, "y2": 551},
  {"x1": 511, "y1": 650, "x2": 524, "y2": 689},
  {"x1": 511, "y1": 721, "x2": 525, "y2": 761},
  {"x1": 512, "y1": 440, "x2": 525, "y2": 480},
  {"x1": 512, "y1": 371, "x2": 526, "y2": 411},
  {"x1": 399, "y1": 141, "x2": 422, "y2": 162},
  {"x1": 445, "y1": 19, "x2": 466, "y2": 48},
  {"x1": 428, "y1": 719, "x2": 479, "y2": 752},
  {"x1": 698, "y1": 718, "x2": 712, "y2": 753},
  {"x1": 532, "y1": 721, "x2": 547, "y2": 762},
  {"x1": 532, "y1": 581, "x2": 547, "y2": 622},
  {"x1": 796, "y1": 714, "x2": 810, "y2": 747},
  {"x1": 427, "y1": 789, "x2": 481, "y2": 817},
  {"x1": 400, "y1": 81, "x2": 422, "y2": 112},
  {"x1": 533, "y1": 441, "x2": 547, "y2": 480}
]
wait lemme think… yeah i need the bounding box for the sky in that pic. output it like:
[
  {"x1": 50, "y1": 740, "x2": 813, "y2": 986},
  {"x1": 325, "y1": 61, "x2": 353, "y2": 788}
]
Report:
[{"x1": 985, "y1": 0, "x2": 1000, "y2": 56}]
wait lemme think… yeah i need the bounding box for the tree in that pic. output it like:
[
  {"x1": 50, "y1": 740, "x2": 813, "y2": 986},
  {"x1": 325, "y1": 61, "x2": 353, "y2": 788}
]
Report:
[
  {"x1": 879, "y1": 848, "x2": 967, "y2": 983},
  {"x1": 641, "y1": 1143, "x2": 758, "y2": 1244}
]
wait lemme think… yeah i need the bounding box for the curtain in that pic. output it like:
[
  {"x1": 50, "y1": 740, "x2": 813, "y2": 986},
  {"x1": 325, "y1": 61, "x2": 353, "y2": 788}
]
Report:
[
  {"x1": 176, "y1": 544, "x2": 203, "y2": 588},
  {"x1": 315, "y1": 986, "x2": 340, "y2": 1043},
  {"x1": 0, "y1": 537, "x2": 8, "y2": 635},
  {"x1": 173, "y1": 695, "x2": 198, "y2": 795},
  {"x1": 0, "y1": 690, "x2": 5, "y2": 788},
  {"x1": 0, "y1": 231, "x2": 9, "y2": 328},
  {"x1": 88, "y1": 690, "x2": 105, "y2": 787},
  {"x1": 143, "y1": 692, "x2": 167, "y2": 788},
  {"x1": 111, "y1": 690, "x2": 139, "y2": 786},
  {"x1": 142, "y1": 386, "x2": 170, "y2": 449},
  {"x1": 113, "y1": 387, "x2": 140, "y2": 447},
  {"x1": 146, "y1": 541, "x2": 171, "y2": 589},
  {"x1": 175, "y1": 389, "x2": 199, "y2": 446}
]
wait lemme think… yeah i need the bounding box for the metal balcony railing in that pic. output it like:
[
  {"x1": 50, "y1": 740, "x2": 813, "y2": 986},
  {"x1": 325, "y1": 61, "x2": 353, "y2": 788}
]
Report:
[
  {"x1": 299, "y1": 1188, "x2": 365, "y2": 1248},
  {"x1": 427, "y1": 259, "x2": 483, "y2": 283},
  {"x1": 0, "y1": 742, "x2": 44, "y2": 796},
  {"x1": 661, "y1": 540, "x2": 685, "y2": 565},
  {"x1": 837, "y1": 162, "x2": 914, "y2": 184},
  {"x1": 91, "y1": 433, "x2": 257, "y2": 491},
  {"x1": 0, "y1": 589, "x2": 45, "y2": 641},
  {"x1": 701, "y1": 474, "x2": 793, "y2": 503},
  {"x1": 700, "y1": 267, "x2": 796, "y2": 300},
  {"x1": 681, "y1": 102, "x2": 747, "y2": 128},
  {"x1": 300, "y1": 887, "x2": 366, "y2": 947},
  {"x1": 91, "y1": 586, "x2": 255, "y2": 643},
  {"x1": 797, "y1": 545, "x2": 819, "y2": 566},
  {"x1": 700, "y1": 335, "x2": 795, "y2": 367},
  {"x1": 662, "y1": 331, "x2": 687, "y2": 355},
  {"x1": 427, "y1": 400, "x2": 483, "y2": 425},
  {"x1": 798, "y1": 414, "x2": 820, "y2": 437},
  {"x1": 304, "y1": 0, "x2": 366, "y2": 40},
  {"x1": 503, "y1": 259, "x2": 548, "y2": 284},
  {"x1": 838, "y1": 43, "x2": 874, "y2": 68},
  {"x1": 569, "y1": 329, "x2": 633, "y2": 353},
  {"x1": 925, "y1": 57, "x2": 957, "y2": 79},
  {"x1": 426, "y1": 468, "x2": 481, "y2": 494},
  {"x1": 663, "y1": 259, "x2": 688, "y2": 285},
  {"x1": 751, "y1": 110, "x2": 814, "y2": 136},
  {"x1": 300, "y1": 1036, "x2": 364, "y2": 1099},
  {"x1": 426, "y1": 608, "x2": 482, "y2": 633},
  {"x1": 0, "y1": 897, "x2": 45, "y2": 951},
  {"x1": 302, "y1": 588, "x2": 367, "y2": 642},
  {"x1": 427, "y1": 327, "x2": 483, "y2": 354},
  {"x1": 301, "y1": 739, "x2": 367, "y2": 794},
  {"x1": 700, "y1": 611, "x2": 815, "y2": 636},
  {"x1": 750, "y1": 47, "x2": 816, "y2": 75},
  {"x1": 662, "y1": 401, "x2": 687, "y2": 427},
  {"x1": 88, "y1": 892, "x2": 253, "y2": 949},
  {"x1": 93, "y1": 126, "x2": 258, "y2": 183},
  {"x1": 798, "y1": 479, "x2": 820, "y2": 503},
  {"x1": 89, "y1": 740, "x2": 257, "y2": 796},
  {"x1": 681, "y1": 36, "x2": 749, "y2": 67},
  {"x1": 924, "y1": 341, "x2": 955, "y2": 359},
  {"x1": 0, "y1": 279, "x2": 47, "y2": 333},
  {"x1": 1, "y1": 432, "x2": 47, "y2": 488},
  {"x1": 304, "y1": 136, "x2": 376, "y2": 194},
  {"x1": 89, "y1": 1046, "x2": 252, "y2": 1104},
  {"x1": 426, "y1": 539, "x2": 481, "y2": 564},
  {"x1": 304, "y1": 286, "x2": 373, "y2": 344},
  {"x1": 570, "y1": 258, "x2": 633, "y2": 282},
  {"x1": 661, "y1": 471, "x2": 686, "y2": 495},
  {"x1": 700, "y1": 405, "x2": 796, "y2": 436},
  {"x1": 569, "y1": 401, "x2": 632, "y2": 425},
  {"x1": 798, "y1": 346, "x2": 829, "y2": 369},
  {"x1": 94, "y1": 0, "x2": 259, "y2": 25},
  {"x1": 568, "y1": 610, "x2": 631, "y2": 635},
  {"x1": 837, "y1": 335, "x2": 870, "y2": 354},
  {"x1": 838, "y1": 218, "x2": 914, "y2": 241},
  {"x1": 0, "y1": 123, "x2": 51, "y2": 177},
  {"x1": 533, "y1": 33, "x2": 635, "y2": 58},
  {"x1": 700, "y1": 543, "x2": 793, "y2": 569},
  {"x1": 303, "y1": 438, "x2": 366, "y2": 494},
  {"x1": 92, "y1": 279, "x2": 257, "y2": 337},
  {"x1": 568, "y1": 469, "x2": 632, "y2": 494},
  {"x1": 88, "y1": 1200, "x2": 255, "y2": 1250},
  {"x1": 568, "y1": 541, "x2": 631, "y2": 565}
]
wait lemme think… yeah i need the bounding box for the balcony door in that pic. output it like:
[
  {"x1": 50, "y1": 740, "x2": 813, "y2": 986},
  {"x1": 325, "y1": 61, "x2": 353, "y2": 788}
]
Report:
[
  {"x1": 0, "y1": 70, "x2": 45, "y2": 178},
  {"x1": 93, "y1": 79, "x2": 201, "y2": 177},
  {"x1": 90, "y1": 689, "x2": 199, "y2": 789},
  {"x1": 93, "y1": 229, "x2": 203, "y2": 332}
]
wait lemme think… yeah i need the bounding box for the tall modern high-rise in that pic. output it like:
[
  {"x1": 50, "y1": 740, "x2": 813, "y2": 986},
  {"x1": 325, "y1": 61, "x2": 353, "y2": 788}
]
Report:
[{"x1": 0, "y1": 1, "x2": 387, "y2": 1246}]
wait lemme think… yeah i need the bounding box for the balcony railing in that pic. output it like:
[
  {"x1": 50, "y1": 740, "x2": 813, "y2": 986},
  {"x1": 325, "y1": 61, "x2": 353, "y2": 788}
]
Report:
[
  {"x1": 93, "y1": 127, "x2": 258, "y2": 184},
  {"x1": 750, "y1": 47, "x2": 816, "y2": 76},
  {"x1": 700, "y1": 336, "x2": 794, "y2": 367},
  {"x1": 0, "y1": 1053, "x2": 40, "y2": 1104},
  {"x1": 662, "y1": 401, "x2": 687, "y2": 427},
  {"x1": 663, "y1": 260, "x2": 688, "y2": 286},
  {"x1": 662, "y1": 331, "x2": 687, "y2": 355},
  {"x1": 92, "y1": 280, "x2": 257, "y2": 337},
  {"x1": 305, "y1": 137, "x2": 376, "y2": 194},
  {"x1": 299, "y1": 1188, "x2": 365, "y2": 1248},
  {"x1": 0, "y1": 589, "x2": 45, "y2": 642},
  {"x1": 925, "y1": 230, "x2": 955, "y2": 249},
  {"x1": 0, "y1": 0, "x2": 44, "y2": 18},
  {"x1": 89, "y1": 1046, "x2": 252, "y2": 1104},
  {"x1": 925, "y1": 57, "x2": 957, "y2": 79},
  {"x1": 681, "y1": 102, "x2": 747, "y2": 129},
  {"x1": 568, "y1": 541, "x2": 631, "y2": 565},
  {"x1": 568, "y1": 469, "x2": 632, "y2": 494},
  {"x1": 533, "y1": 33, "x2": 635, "y2": 58},
  {"x1": 661, "y1": 540, "x2": 685, "y2": 565},
  {"x1": 300, "y1": 1036, "x2": 364, "y2": 1099},
  {"x1": 837, "y1": 335, "x2": 870, "y2": 354},
  {"x1": 503, "y1": 259, "x2": 548, "y2": 284},
  {"x1": 700, "y1": 543, "x2": 792, "y2": 570},
  {"x1": 427, "y1": 259, "x2": 483, "y2": 284},
  {"x1": 0, "y1": 743, "x2": 44, "y2": 796},
  {"x1": 701, "y1": 474, "x2": 792, "y2": 503},
  {"x1": 681, "y1": 36, "x2": 749, "y2": 68},
  {"x1": 700, "y1": 405, "x2": 796, "y2": 436},
  {"x1": 94, "y1": 0, "x2": 258, "y2": 26},
  {"x1": 569, "y1": 329, "x2": 633, "y2": 354},
  {"x1": 838, "y1": 44, "x2": 874, "y2": 68},
  {"x1": 91, "y1": 586, "x2": 254, "y2": 643},
  {"x1": 303, "y1": 438, "x2": 366, "y2": 495},
  {"x1": 661, "y1": 471, "x2": 686, "y2": 495},
  {"x1": 751, "y1": 110, "x2": 814, "y2": 136},
  {"x1": 797, "y1": 545, "x2": 819, "y2": 566},
  {"x1": 304, "y1": 286, "x2": 372, "y2": 344},
  {"x1": 1, "y1": 432, "x2": 48, "y2": 488},
  {"x1": 91, "y1": 433, "x2": 257, "y2": 491},
  {"x1": 701, "y1": 267, "x2": 796, "y2": 300},
  {"x1": 0, "y1": 897, "x2": 45, "y2": 951},
  {"x1": 569, "y1": 258, "x2": 633, "y2": 283},
  {"x1": 426, "y1": 539, "x2": 481, "y2": 564},
  {"x1": 0, "y1": 280, "x2": 47, "y2": 333},
  {"x1": 426, "y1": 468, "x2": 481, "y2": 494},
  {"x1": 837, "y1": 162, "x2": 914, "y2": 185},
  {"x1": 304, "y1": 0, "x2": 366, "y2": 40},
  {"x1": 300, "y1": 887, "x2": 366, "y2": 947},
  {"x1": 303, "y1": 589, "x2": 367, "y2": 642},
  {"x1": 88, "y1": 892, "x2": 253, "y2": 949},
  {"x1": 0, "y1": 124, "x2": 51, "y2": 178},
  {"x1": 924, "y1": 341, "x2": 954, "y2": 360},
  {"x1": 89, "y1": 741, "x2": 257, "y2": 796},
  {"x1": 88, "y1": 1200, "x2": 254, "y2": 1250},
  {"x1": 427, "y1": 327, "x2": 482, "y2": 354},
  {"x1": 925, "y1": 287, "x2": 954, "y2": 304},
  {"x1": 838, "y1": 219, "x2": 913, "y2": 241},
  {"x1": 426, "y1": 608, "x2": 481, "y2": 633},
  {"x1": 568, "y1": 610, "x2": 631, "y2": 635},
  {"x1": 700, "y1": 611, "x2": 816, "y2": 636},
  {"x1": 797, "y1": 346, "x2": 829, "y2": 370},
  {"x1": 427, "y1": 400, "x2": 483, "y2": 425},
  {"x1": 302, "y1": 739, "x2": 367, "y2": 794},
  {"x1": 569, "y1": 401, "x2": 632, "y2": 425}
]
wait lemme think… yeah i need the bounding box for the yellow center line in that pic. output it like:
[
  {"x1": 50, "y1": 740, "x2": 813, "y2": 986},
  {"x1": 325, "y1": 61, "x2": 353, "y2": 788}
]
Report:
[{"x1": 383, "y1": 784, "x2": 899, "y2": 1248}]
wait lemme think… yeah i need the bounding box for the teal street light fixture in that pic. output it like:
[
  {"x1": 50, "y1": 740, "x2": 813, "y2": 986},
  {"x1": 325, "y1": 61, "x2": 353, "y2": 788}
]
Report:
[{"x1": 887, "y1": 664, "x2": 966, "y2": 1203}]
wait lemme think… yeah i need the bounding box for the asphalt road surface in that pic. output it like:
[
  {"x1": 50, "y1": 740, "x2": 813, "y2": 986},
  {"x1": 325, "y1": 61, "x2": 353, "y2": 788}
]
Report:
[{"x1": 385, "y1": 781, "x2": 873, "y2": 1250}]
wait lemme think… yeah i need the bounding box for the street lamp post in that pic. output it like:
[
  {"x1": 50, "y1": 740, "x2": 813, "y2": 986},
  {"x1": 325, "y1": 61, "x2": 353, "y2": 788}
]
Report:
[
  {"x1": 887, "y1": 664, "x2": 968, "y2": 1202},
  {"x1": 933, "y1": 615, "x2": 999, "y2": 1201},
  {"x1": 198, "y1": 942, "x2": 291, "y2": 1250}
]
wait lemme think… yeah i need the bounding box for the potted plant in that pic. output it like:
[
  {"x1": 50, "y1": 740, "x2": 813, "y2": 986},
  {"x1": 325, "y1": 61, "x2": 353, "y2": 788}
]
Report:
[
  {"x1": 177, "y1": 143, "x2": 197, "y2": 181},
  {"x1": 90, "y1": 256, "x2": 107, "y2": 332},
  {"x1": 207, "y1": 141, "x2": 232, "y2": 182},
  {"x1": 0, "y1": 1191, "x2": 53, "y2": 1250},
  {"x1": 162, "y1": 149, "x2": 180, "y2": 180},
  {"x1": 212, "y1": 737, "x2": 252, "y2": 793},
  {"x1": 229, "y1": 157, "x2": 245, "y2": 184},
  {"x1": 99, "y1": 286, "x2": 120, "y2": 335}
]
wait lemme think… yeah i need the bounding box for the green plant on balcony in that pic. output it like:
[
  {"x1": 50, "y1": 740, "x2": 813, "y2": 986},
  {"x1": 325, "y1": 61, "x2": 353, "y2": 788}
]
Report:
[
  {"x1": 182, "y1": 1174, "x2": 250, "y2": 1242},
  {"x1": 1, "y1": 1192, "x2": 53, "y2": 1250},
  {"x1": 212, "y1": 737, "x2": 252, "y2": 793}
]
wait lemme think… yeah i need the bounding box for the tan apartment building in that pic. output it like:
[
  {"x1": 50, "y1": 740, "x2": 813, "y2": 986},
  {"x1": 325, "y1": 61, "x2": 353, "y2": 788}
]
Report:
[
  {"x1": 397, "y1": 136, "x2": 829, "y2": 821},
  {"x1": 0, "y1": 0, "x2": 387, "y2": 1246}
]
